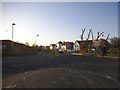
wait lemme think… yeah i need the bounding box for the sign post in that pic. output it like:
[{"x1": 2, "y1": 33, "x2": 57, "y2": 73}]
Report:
[{"x1": 55, "y1": 49, "x2": 59, "y2": 56}]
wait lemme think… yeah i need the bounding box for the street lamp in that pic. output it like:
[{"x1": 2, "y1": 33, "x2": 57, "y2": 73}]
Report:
[
  {"x1": 11, "y1": 23, "x2": 16, "y2": 55},
  {"x1": 12, "y1": 23, "x2": 16, "y2": 41},
  {"x1": 35, "y1": 34, "x2": 39, "y2": 45}
]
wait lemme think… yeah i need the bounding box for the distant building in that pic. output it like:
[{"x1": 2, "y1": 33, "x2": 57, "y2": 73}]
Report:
[
  {"x1": 45, "y1": 46, "x2": 50, "y2": 50},
  {"x1": 73, "y1": 40, "x2": 81, "y2": 51},
  {"x1": 79, "y1": 39, "x2": 110, "y2": 52},
  {"x1": 56, "y1": 41, "x2": 63, "y2": 51},
  {"x1": 50, "y1": 44, "x2": 57, "y2": 50},
  {"x1": 92, "y1": 39, "x2": 110, "y2": 50},
  {"x1": 62, "y1": 42, "x2": 74, "y2": 51},
  {"x1": 80, "y1": 40, "x2": 93, "y2": 52}
]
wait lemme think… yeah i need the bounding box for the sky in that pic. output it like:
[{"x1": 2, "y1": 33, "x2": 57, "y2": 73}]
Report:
[{"x1": 0, "y1": 2, "x2": 118, "y2": 46}]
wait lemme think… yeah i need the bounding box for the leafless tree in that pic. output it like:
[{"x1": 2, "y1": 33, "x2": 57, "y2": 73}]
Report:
[
  {"x1": 25, "y1": 42, "x2": 30, "y2": 46},
  {"x1": 96, "y1": 32, "x2": 104, "y2": 40},
  {"x1": 81, "y1": 28, "x2": 86, "y2": 41},
  {"x1": 110, "y1": 37, "x2": 120, "y2": 48},
  {"x1": 106, "y1": 34, "x2": 110, "y2": 40},
  {"x1": 86, "y1": 29, "x2": 92, "y2": 40}
]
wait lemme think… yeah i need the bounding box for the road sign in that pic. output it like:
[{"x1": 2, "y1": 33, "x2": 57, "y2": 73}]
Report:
[{"x1": 55, "y1": 49, "x2": 59, "y2": 56}]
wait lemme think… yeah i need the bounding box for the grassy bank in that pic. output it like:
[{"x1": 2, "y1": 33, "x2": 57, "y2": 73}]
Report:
[{"x1": 73, "y1": 51, "x2": 120, "y2": 57}]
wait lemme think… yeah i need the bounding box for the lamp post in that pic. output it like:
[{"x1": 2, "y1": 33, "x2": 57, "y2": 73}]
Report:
[
  {"x1": 35, "y1": 34, "x2": 39, "y2": 46},
  {"x1": 12, "y1": 23, "x2": 16, "y2": 41},
  {"x1": 11, "y1": 23, "x2": 16, "y2": 55}
]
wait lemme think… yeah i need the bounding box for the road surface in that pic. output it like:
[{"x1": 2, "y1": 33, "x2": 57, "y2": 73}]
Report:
[{"x1": 2, "y1": 52, "x2": 120, "y2": 88}]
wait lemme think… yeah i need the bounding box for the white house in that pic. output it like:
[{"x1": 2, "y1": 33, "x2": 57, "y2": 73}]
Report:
[
  {"x1": 73, "y1": 40, "x2": 81, "y2": 51},
  {"x1": 50, "y1": 44, "x2": 57, "y2": 50},
  {"x1": 56, "y1": 41, "x2": 63, "y2": 52},
  {"x1": 62, "y1": 42, "x2": 74, "y2": 51}
]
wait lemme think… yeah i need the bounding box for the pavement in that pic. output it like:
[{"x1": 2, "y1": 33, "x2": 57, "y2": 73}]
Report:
[
  {"x1": 2, "y1": 52, "x2": 120, "y2": 88},
  {"x1": 3, "y1": 68, "x2": 120, "y2": 88}
]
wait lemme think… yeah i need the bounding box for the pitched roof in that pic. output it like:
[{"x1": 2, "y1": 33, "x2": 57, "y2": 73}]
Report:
[
  {"x1": 50, "y1": 44, "x2": 56, "y2": 47},
  {"x1": 62, "y1": 42, "x2": 74, "y2": 45},
  {"x1": 58, "y1": 41, "x2": 63, "y2": 44},
  {"x1": 75, "y1": 40, "x2": 81, "y2": 44}
]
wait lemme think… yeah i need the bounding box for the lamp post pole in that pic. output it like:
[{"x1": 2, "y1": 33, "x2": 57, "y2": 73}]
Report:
[
  {"x1": 35, "y1": 34, "x2": 39, "y2": 46},
  {"x1": 12, "y1": 23, "x2": 16, "y2": 41},
  {"x1": 12, "y1": 23, "x2": 16, "y2": 55}
]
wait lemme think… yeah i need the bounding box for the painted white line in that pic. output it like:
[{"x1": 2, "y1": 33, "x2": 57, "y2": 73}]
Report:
[
  {"x1": 68, "y1": 70, "x2": 72, "y2": 72},
  {"x1": 6, "y1": 81, "x2": 16, "y2": 88},
  {"x1": 23, "y1": 77, "x2": 27, "y2": 80},
  {"x1": 106, "y1": 76, "x2": 111, "y2": 79}
]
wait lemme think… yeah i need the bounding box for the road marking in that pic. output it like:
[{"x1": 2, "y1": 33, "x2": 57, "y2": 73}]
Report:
[
  {"x1": 106, "y1": 76, "x2": 111, "y2": 79},
  {"x1": 23, "y1": 77, "x2": 27, "y2": 80},
  {"x1": 68, "y1": 70, "x2": 72, "y2": 72},
  {"x1": 80, "y1": 75, "x2": 93, "y2": 86},
  {"x1": 6, "y1": 81, "x2": 16, "y2": 88},
  {"x1": 64, "y1": 81, "x2": 69, "y2": 85}
]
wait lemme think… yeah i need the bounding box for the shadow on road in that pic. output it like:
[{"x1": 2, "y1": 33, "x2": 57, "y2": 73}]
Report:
[{"x1": 2, "y1": 52, "x2": 119, "y2": 83}]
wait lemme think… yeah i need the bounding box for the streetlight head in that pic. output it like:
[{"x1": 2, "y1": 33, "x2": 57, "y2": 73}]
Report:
[
  {"x1": 12, "y1": 23, "x2": 16, "y2": 25},
  {"x1": 37, "y1": 34, "x2": 39, "y2": 36}
]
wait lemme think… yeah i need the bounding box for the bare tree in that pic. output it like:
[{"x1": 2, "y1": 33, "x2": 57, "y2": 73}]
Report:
[
  {"x1": 86, "y1": 29, "x2": 92, "y2": 40},
  {"x1": 15, "y1": 41, "x2": 20, "y2": 43},
  {"x1": 25, "y1": 42, "x2": 30, "y2": 46},
  {"x1": 96, "y1": 32, "x2": 104, "y2": 40},
  {"x1": 110, "y1": 37, "x2": 120, "y2": 48},
  {"x1": 106, "y1": 34, "x2": 110, "y2": 40},
  {"x1": 32, "y1": 43, "x2": 36, "y2": 47},
  {"x1": 81, "y1": 28, "x2": 86, "y2": 41},
  {"x1": 91, "y1": 31, "x2": 94, "y2": 40}
]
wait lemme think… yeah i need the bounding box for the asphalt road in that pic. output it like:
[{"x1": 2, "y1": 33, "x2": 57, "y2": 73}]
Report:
[{"x1": 2, "y1": 52, "x2": 120, "y2": 88}]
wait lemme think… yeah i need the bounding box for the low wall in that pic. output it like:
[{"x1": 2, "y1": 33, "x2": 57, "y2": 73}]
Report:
[{"x1": 2, "y1": 40, "x2": 38, "y2": 56}]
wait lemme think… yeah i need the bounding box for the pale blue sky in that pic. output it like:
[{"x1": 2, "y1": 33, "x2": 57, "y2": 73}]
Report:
[{"x1": 1, "y1": 2, "x2": 118, "y2": 46}]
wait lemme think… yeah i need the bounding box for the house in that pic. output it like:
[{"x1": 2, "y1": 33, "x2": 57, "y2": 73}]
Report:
[
  {"x1": 62, "y1": 42, "x2": 74, "y2": 51},
  {"x1": 79, "y1": 39, "x2": 109, "y2": 52},
  {"x1": 79, "y1": 40, "x2": 93, "y2": 52},
  {"x1": 73, "y1": 40, "x2": 81, "y2": 51},
  {"x1": 45, "y1": 46, "x2": 50, "y2": 50},
  {"x1": 92, "y1": 39, "x2": 110, "y2": 50},
  {"x1": 56, "y1": 41, "x2": 63, "y2": 51},
  {"x1": 73, "y1": 39, "x2": 109, "y2": 52},
  {"x1": 50, "y1": 44, "x2": 57, "y2": 50}
]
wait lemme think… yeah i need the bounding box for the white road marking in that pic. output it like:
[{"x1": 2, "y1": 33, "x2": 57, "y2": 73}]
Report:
[
  {"x1": 68, "y1": 70, "x2": 72, "y2": 72},
  {"x1": 106, "y1": 76, "x2": 111, "y2": 79},
  {"x1": 23, "y1": 77, "x2": 27, "y2": 80},
  {"x1": 6, "y1": 81, "x2": 16, "y2": 88}
]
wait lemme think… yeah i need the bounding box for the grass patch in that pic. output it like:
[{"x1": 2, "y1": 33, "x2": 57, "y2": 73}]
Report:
[{"x1": 74, "y1": 51, "x2": 120, "y2": 57}]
